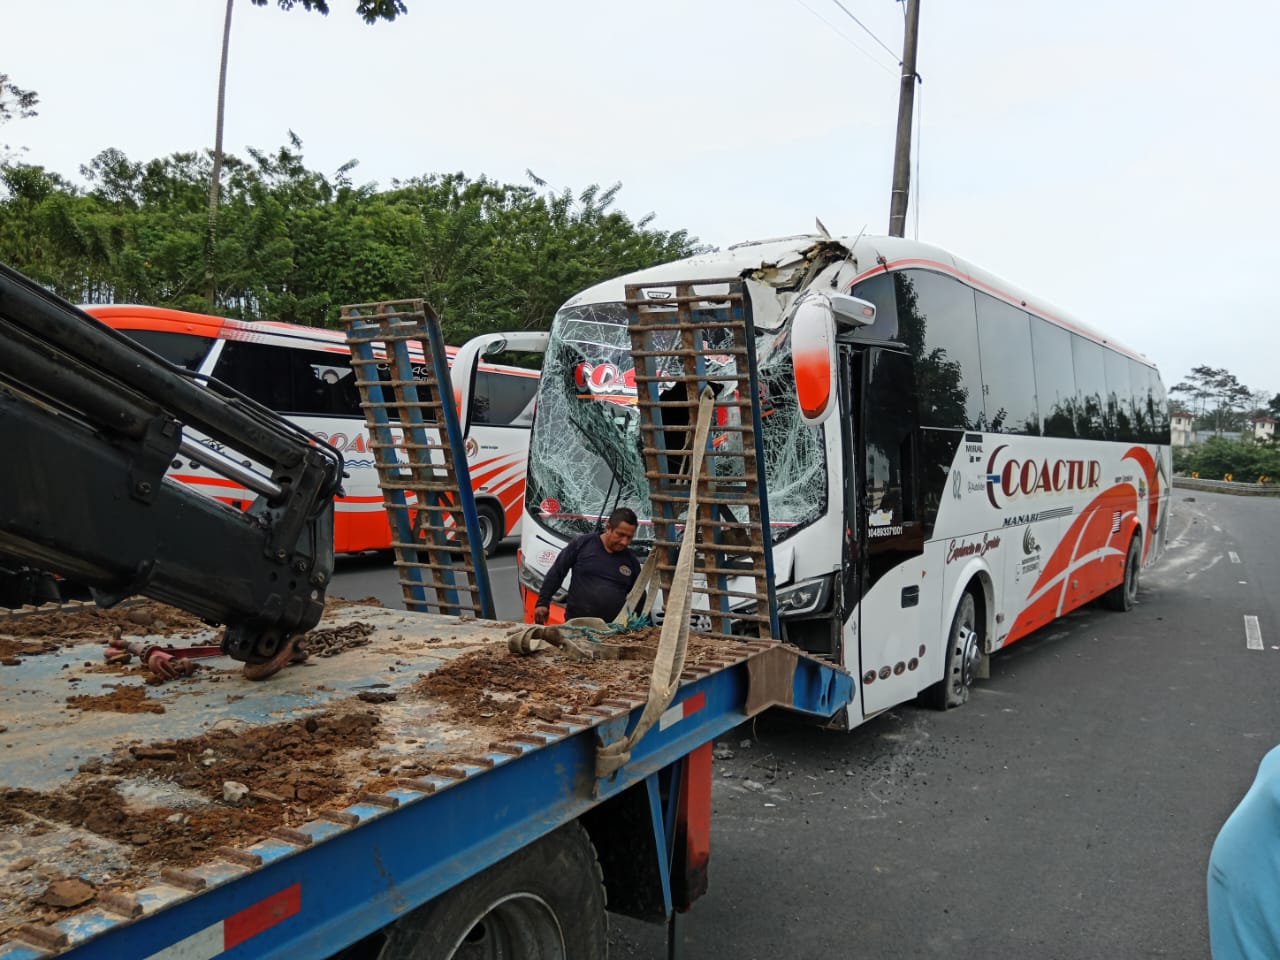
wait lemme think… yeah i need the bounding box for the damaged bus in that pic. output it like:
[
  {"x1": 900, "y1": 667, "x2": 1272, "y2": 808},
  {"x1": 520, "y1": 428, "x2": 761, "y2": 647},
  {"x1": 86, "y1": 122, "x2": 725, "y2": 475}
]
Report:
[{"x1": 518, "y1": 234, "x2": 1171, "y2": 723}]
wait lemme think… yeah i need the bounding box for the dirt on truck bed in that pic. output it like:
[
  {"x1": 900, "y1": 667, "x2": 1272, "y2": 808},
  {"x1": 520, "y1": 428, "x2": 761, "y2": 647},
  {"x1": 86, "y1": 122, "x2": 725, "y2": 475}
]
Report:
[{"x1": 0, "y1": 598, "x2": 743, "y2": 940}]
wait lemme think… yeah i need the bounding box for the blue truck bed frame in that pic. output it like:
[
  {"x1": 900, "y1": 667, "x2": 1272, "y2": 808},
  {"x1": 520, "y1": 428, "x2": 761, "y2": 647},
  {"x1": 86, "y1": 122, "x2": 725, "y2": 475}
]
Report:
[{"x1": 0, "y1": 604, "x2": 851, "y2": 958}]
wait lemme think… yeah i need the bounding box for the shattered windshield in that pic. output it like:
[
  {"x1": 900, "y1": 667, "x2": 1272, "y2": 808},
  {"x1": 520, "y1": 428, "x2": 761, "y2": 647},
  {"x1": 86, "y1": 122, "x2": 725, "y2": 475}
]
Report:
[{"x1": 526, "y1": 300, "x2": 827, "y2": 543}]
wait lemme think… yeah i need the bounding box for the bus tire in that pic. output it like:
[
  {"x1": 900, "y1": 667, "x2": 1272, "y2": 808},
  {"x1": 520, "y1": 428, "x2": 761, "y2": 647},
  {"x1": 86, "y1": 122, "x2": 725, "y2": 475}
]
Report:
[
  {"x1": 476, "y1": 503, "x2": 503, "y2": 557},
  {"x1": 1102, "y1": 534, "x2": 1140, "y2": 612},
  {"x1": 924, "y1": 589, "x2": 982, "y2": 711},
  {"x1": 373, "y1": 821, "x2": 607, "y2": 960}
]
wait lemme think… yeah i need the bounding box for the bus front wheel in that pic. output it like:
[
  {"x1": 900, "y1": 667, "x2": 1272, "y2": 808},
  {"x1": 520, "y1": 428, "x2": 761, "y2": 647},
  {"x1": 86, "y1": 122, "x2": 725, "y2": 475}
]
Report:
[{"x1": 924, "y1": 589, "x2": 982, "y2": 711}]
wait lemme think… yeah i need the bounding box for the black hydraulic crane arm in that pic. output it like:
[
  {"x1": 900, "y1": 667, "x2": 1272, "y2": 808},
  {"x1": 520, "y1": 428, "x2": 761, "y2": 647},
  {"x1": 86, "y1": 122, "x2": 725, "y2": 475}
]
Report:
[{"x1": 0, "y1": 263, "x2": 344, "y2": 672}]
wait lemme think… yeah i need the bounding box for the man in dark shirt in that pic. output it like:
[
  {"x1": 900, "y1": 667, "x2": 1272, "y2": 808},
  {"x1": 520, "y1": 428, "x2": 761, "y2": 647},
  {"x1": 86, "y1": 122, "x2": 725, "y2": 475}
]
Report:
[{"x1": 534, "y1": 507, "x2": 641, "y2": 624}]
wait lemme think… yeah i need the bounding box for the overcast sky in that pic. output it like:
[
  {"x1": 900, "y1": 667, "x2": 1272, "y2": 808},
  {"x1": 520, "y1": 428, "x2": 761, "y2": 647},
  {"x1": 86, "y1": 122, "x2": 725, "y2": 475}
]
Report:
[{"x1": 4, "y1": 1, "x2": 1278, "y2": 397}]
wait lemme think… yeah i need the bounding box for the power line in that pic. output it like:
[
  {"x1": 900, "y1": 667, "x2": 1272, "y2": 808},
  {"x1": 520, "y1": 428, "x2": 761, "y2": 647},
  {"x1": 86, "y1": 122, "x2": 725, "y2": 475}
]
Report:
[
  {"x1": 827, "y1": 0, "x2": 900, "y2": 63},
  {"x1": 792, "y1": 0, "x2": 897, "y2": 76}
]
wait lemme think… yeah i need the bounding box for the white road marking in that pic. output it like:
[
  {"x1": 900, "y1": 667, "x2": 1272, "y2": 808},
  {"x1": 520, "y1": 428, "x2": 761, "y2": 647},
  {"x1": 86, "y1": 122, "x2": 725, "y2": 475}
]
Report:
[
  {"x1": 1245, "y1": 615, "x2": 1263, "y2": 651},
  {"x1": 1229, "y1": 551, "x2": 1241, "y2": 564}
]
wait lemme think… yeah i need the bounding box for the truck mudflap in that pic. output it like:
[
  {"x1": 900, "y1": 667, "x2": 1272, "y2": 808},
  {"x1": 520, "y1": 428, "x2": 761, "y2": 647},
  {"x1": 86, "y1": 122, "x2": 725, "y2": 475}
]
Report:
[{"x1": 0, "y1": 604, "x2": 850, "y2": 959}]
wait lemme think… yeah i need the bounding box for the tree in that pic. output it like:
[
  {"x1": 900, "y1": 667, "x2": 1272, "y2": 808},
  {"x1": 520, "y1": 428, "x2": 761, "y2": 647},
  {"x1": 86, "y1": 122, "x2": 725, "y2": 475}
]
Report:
[
  {"x1": 205, "y1": 0, "x2": 408, "y2": 306},
  {"x1": 0, "y1": 138, "x2": 698, "y2": 334},
  {"x1": 1169, "y1": 365, "x2": 1252, "y2": 435},
  {"x1": 0, "y1": 74, "x2": 39, "y2": 163},
  {"x1": 0, "y1": 75, "x2": 38, "y2": 124},
  {"x1": 1176, "y1": 435, "x2": 1280, "y2": 483},
  {"x1": 249, "y1": 0, "x2": 407, "y2": 21}
]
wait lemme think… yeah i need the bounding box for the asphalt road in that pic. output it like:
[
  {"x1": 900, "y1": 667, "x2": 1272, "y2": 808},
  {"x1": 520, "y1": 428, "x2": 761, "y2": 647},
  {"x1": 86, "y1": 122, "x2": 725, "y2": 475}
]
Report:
[
  {"x1": 330, "y1": 492, "x2": 1280, "y2": 958},
  {"x1": 329, "y1": 538, "x2": 524, "y2": 620}
]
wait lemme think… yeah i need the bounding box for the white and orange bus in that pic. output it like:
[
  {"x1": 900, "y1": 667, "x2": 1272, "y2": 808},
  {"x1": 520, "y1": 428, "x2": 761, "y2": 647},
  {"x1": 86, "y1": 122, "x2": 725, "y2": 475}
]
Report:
[
  {"x1": 519, "y1": 234, "x2": 1171, "y2": 721},
  {"x1": 87, "y1": 305, "x2": 541, "y2": 556}
]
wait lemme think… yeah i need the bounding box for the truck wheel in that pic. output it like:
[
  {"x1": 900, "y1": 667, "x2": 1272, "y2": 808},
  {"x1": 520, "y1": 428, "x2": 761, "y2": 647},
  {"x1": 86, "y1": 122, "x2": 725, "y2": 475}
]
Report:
[
  {"x1": 1102, "y1": 535, "x2": 1140, "y2": 612},
  {"x1": 476, "y1": 503, "x2": 503, "y2": 558},
  {"x1": 923, "y1": 589, "x2": 982, "y2": 711},
  {"x1": 374, "y1": 822, "x2": 607, "y2": 959}
]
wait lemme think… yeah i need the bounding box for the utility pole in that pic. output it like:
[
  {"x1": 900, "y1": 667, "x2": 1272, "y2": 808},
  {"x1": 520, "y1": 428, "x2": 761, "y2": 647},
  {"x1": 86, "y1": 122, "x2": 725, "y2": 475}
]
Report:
[
  {"x1": 887, "y1": 0, "x2": 921, "y2": 238},
  {"x1": 205, "y1": 0, "x2": 234, "y2": 307}
]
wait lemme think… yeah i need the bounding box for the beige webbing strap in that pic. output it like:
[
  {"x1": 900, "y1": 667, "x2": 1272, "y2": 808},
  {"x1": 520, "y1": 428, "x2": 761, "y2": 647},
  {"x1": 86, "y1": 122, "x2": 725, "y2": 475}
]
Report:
[
  {"x1": 596, "y1": 387, "x2": 716, "y2": 779},
  {"x1": 618, "y1": 548, "x2": 660, "y2": 623},
  {"x1": 507, "y1": 617, "x2": 623, "y2": 660}
]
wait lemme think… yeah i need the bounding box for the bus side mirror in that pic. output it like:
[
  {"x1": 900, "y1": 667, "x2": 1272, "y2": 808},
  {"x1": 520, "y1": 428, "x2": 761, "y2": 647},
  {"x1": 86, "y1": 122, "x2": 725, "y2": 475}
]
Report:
[
  {"x1": 791, "y1": 295, "x2": 839, "y2": 426},
  {"x1": 830, "y1": 294, "x2": 876, "y2": 327},
  {"x1": 451, "y1": 331, "x2": 549, "y2": 436}
]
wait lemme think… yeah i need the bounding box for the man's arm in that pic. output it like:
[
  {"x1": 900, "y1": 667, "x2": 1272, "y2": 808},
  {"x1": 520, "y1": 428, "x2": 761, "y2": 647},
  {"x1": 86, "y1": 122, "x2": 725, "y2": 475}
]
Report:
[{"x1": 534, "y1": 536, "x2": 583, "y2": 621}]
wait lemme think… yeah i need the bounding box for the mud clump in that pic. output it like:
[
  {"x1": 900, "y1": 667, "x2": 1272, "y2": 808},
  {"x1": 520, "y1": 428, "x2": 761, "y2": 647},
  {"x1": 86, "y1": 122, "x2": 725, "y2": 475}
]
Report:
[
  {"x1": 0, "y1": 600, "x2": 210, "y2": 647},
  {"x1": 411, "y1": 628, "x2": 746, "y2": 728},
  {"x1": 0, "y1": 595, "x2": 383, "y2": 661},
  {"x1": 67, "y1": 684, "x2": 166, "y2": 715},
  {"x1": 109, "y1": 710, "x2": 383, "y2": 806},
  {"x1": 0, "y1": 706, "x2": 387, "y2": 914}
]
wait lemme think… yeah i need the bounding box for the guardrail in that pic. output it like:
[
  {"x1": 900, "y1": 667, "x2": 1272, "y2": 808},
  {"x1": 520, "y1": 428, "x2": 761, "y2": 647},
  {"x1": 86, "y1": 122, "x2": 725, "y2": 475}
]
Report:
[{"x1": 1172, "y1": 476, "x2": 1280, "y2": 497}]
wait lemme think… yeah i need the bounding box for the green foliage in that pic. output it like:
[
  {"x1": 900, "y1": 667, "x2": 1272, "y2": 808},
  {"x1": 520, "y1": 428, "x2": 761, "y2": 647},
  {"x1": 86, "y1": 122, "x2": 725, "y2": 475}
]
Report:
[
  {"x1": 0, "y1": 139, "x2": 699, "y2": 339},
  {"x1": 0, "y1": 74, "x2": 38, "y2": 124},
  {"x1": 248, "y1": 0, "x2": 407, "y2": 23},
  {"x1": 0, "y1": 73, "x2": 40, "y2": 163},
  {"x1": 1175, "y1": 436, "x2": 1280, "y2": 483}
]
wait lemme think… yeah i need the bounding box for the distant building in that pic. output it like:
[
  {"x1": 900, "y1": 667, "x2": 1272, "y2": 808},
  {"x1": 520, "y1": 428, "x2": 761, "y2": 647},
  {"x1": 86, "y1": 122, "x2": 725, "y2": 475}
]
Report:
[
  {"x1": 1171, "y1": 410, "x2": 1195, "y2": 447},
  {"x1": 1253, "y1": 416, "x2": 1276, "y2": 442}
]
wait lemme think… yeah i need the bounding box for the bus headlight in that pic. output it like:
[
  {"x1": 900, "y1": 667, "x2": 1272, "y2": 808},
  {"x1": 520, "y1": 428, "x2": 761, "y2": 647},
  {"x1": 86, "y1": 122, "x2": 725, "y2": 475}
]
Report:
[
  {"x1": 775, "y1": 576, "x2": 832, "y2": 618},
  {"x1": 518, "y1": 561, "x2": 566, "y2": 603},
  {"x1": 733, "y1": 575, "x2": 832, "y2": 620}
]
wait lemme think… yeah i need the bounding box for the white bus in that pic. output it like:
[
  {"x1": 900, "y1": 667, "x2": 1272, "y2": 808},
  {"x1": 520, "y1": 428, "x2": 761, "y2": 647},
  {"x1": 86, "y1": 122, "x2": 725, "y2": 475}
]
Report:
[
  {"x1": 87, "y1": 305, "x2": 540, "y2": 556},
  {"x1": 518, "y1": 234, "x2": 1170, "y2": 721}
]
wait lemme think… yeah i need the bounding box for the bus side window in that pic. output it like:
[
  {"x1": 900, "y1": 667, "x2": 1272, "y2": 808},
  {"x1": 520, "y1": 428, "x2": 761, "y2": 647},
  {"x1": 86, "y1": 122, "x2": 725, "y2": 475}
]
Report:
[
  {"x1": 1071, "y1": 336, "x2": 1108, "y2": 440},
  {"x1": 845, "y1": 272, "x2": 900, "y2": 341},
  {"x1": 472, "y1": 370, "x2": 539, "y2": 426},
  {"x1": 1104, "y1": 349, "x2": 1135, "y2": 442},
  {"x1": 975, "y1": 292, "x2": 1039, "y2": 435},
  {"x1": 120, "y1": 330, "x2": 215, "y2": 372},
  {"x1": 894, "y1": 270, "x2": 984, "y2": 432},
  {"x1": 864, "y1": 349, "x2": 918, "y2": 525},
  {"x1": 212, "y1": 340, "x2": 293, "y2": 411},
  {"x1": 212, "y1": 341, "x2": 364, "y2": 418},
  {"x1": 1030, "y1": 317, "x2": 1077, "y2": 438}
]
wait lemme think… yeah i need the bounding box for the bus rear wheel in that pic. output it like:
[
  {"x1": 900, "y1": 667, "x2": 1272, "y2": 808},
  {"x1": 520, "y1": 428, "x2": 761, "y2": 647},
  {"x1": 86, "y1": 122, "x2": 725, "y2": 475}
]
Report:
[
  {"x1": 1103, "y1": 535, "x2": 1140, "y2": 612},
  {"x1": 924, "y1": 590, "x2": 982, "y2": 711},
  {"x1": 373, "y1": 822, "x2": 607, "y2": 959}
]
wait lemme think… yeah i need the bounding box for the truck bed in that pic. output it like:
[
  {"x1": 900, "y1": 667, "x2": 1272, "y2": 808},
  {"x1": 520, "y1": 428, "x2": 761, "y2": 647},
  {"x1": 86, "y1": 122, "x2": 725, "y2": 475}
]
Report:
[{"x1": 0, "y1": 599, "x2": 842, "y2": 957}]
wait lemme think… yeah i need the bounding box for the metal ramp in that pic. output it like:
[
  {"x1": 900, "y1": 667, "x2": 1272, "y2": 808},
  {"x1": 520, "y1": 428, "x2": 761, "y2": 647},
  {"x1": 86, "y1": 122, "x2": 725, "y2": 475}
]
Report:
[
  {"x1": 624, "y1": 278, "x2": 778, "y2": 641},
  {"x1": 341, "y1": 300, "x2": 494, "y2": 620}
]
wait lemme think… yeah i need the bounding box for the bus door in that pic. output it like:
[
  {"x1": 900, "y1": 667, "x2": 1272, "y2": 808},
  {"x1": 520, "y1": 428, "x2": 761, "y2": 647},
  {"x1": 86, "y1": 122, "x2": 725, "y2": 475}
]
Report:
[{"x1": 853, "y1": 347, "x2": 927, "y2": 716}]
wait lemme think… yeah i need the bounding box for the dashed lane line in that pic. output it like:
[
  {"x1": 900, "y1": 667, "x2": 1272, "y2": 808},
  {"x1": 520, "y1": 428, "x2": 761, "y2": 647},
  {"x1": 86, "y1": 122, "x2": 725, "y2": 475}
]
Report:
[
  {"x1": 1245, "y1": 615, "x2": 1263, "y2": 651},
  {"x1": 1230, "y1": 551, "x2": 1241, "y2": 564}
]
